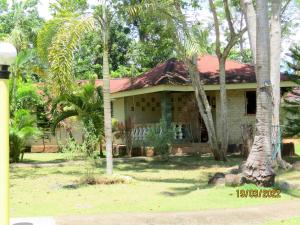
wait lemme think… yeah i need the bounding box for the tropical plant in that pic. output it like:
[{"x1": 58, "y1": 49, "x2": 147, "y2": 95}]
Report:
[
  {"x1": 37, "y1": 0, "x2": 114, "y2": 175},
  {"x1": 51, "y1": 76, "x2": 104, "y2": 149},
  {"x1": 145, "y1": 119, "x2": 174, "y2": 158},
  {"x1": 11, "y1": 81, "x2": 42, "y2": 114},
  {"x1": 243, "y1": 0, "x2": 275, "y2": 187},
  {"x1": 9, "y1": 109, "x2": 41, "y2": 163}
]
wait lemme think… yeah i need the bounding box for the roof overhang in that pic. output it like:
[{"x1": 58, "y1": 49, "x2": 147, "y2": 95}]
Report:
[{"x1": 111, "y1": 81, "x2": 296, "y2": 99}]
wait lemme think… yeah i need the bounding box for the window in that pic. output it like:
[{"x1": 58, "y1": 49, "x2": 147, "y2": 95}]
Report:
[{"x1": 246, "y1": 91, "x2": 256, "y2": 114}]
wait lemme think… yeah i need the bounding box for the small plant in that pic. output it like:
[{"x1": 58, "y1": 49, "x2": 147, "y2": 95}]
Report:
[
  {"x1": 60, "y1": 137, "x2": 83, "y2": 160},
  {"x1": 145, "y1": 119, "x2": 174, "y2": 158},
  {"x1": 9, "y1": 109, "x2": 41, "y2": 163}
]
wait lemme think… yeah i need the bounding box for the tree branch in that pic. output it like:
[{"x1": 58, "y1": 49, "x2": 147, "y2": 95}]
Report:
[
  {"x1": 209, "y1": 0, "x2": 221, "y2": 57},
  {"x1": 223, "y1": 0, "x2": 235, "y2": 35},
  {"x1": 281, "y1": 0, "x2": 291, "y2": 16},
  {"x1": 223, "y1": 27, "x2": 247, "y2": 59}
]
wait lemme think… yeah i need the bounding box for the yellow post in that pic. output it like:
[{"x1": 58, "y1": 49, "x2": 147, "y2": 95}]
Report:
[{"x1": 0, "y1": 78, "x2": 10, "y2": 225}]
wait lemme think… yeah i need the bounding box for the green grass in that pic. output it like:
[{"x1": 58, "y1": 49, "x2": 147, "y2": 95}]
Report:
[
  {"x1": 10, "y1": 153, "x2": 300, "y2": 217},
  {"x1": 295, "y1": 143, "x2": 300, "y2": 156},
  {"x1": 260, "y1": 217, "x2": 300, "y2": 225},
  {"x1": 21, "y1": 153, "x2": 69, "y2": 163}
]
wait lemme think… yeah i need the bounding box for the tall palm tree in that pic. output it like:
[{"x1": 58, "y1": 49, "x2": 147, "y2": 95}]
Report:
[
  {"x1": 97, "y1": 1, "x2": 113, "y2": 175},
  {"x1": 244, "y1": 0, "x2": 275, "y2": 187},
  {"x1": 37, "y1": 0, "x2": 114, "y2": 174}
]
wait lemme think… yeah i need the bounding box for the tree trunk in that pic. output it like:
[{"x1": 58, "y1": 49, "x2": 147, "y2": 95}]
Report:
[
  {"x1": 240, "y1": 0, "x2": 256, "y2": 63},
  {"x1": 244, "y1": 0, "x2": 275, "y2": 187},
  {"x1": 186, "y1": 57, "x2": 221, "y2": 160},
  {"x1": 102, "y1": 3, "x2": 113, "y2": 175},
  {"x1": 219, "y1": 57, "x2": 228, "y2": 160},
  {"x1": 270, "y1": 0, "x2": 289, "y2": 169}
]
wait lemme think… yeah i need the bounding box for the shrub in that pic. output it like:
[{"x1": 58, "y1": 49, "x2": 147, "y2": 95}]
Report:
[
  {"x1": 9, "y1": 109, "x2": 41, "y2": 163},
  {"x1": 145, "y1": 119, "x2": 174, "y2": 158}
]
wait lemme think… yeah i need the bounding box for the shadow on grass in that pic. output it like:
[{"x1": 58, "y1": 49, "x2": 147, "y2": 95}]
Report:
[
  {"x1": 22, "y1": 158, "x2": 68, "y2": 164},
  {"x1": 113, "y1": 155, "x2": 242, "y2": 173},
  {"x1": 10, "y1": 167, "x2": 90, "y2": 179}
]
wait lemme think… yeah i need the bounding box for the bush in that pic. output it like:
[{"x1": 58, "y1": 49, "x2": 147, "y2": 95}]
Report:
[
  {"x1": 9, "y1": 109, "x2": 41, "y2": 163},
  {"x1": 145, "y1": 119, "x2": 174, "y2": 158}
]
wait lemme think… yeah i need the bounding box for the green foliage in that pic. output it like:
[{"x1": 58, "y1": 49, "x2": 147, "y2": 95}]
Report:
[
  {"x1": 282, "y1": 45, "x2": 300, "y2": 137},
  {"x1": 73, "y1": 18, "x2": 132, "y2": 79},
  {"x1": 37, "y1": 17, "x2": 66, "y2": 64},
  {"x1": 12, "y1": 82, "x2": 42, "y2": 113},
  {"x1": 51, "y1": 76, "x2": 104, "y2": 140},
  {"x1": 9, "y1": 109, "x2": 41, "y2": 163},
  {"x1": 145, "y1": 119, "x2": 174, "y2": 157},
  {"x1": 60, "y1": 121, "x2": 99, "y2": 160},
  {"x1": 50, "y1": 0, "x2": 88, "y2": 17},
  {"x1": 116, "y1": 0, "x2": 176, "y2": 70},
  {"x1": 0, "y1": 0, "x2": 44, "y2": 50},
  {"x1": 47, "y1": 17, "x2": 95, "y2": 94}
]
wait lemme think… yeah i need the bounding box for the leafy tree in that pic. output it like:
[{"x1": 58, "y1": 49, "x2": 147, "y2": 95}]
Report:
[
  {"x1": 282, "y1": 46, "x2": 300, "y2": 136},
  {"x1": 116, "y1": 0, "x2": 175, "y2": 70},
  {"x1": 209, "y1": 0, "x2": 247, "y2": 160},
  {"x1": 11, "y1": 81, "x2": 42, "y2": 114},
  {"x1": 73, "y1": 17, "x2": 132, "y2": 79},
  {"x1": 10, "y1": 109, "x2": 41, "y2": 163},
  {"x1": 0, "y1": 0, "x2": 44, "y2": 50}
]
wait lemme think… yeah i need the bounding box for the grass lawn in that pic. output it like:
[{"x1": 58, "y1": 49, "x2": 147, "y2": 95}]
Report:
[{"x1": 10, "y1": 153, "x2": 300, "y2": 217}]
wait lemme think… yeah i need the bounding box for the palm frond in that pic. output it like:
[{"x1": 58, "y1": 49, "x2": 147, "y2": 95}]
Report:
[
  {"x1": 47, "y1": 16, "x2": 95, "y2": 95},
  {"x1": 51, "y1": 109, "x2": 79, "y2": 134}
]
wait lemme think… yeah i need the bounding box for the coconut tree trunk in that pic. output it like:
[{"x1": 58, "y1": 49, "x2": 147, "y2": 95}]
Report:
[
  {"x1": 102, "y1": 2, "x2": 113, "y2": 175},
  {"x1": 244, "y1": 0, "x2": 275, "y2": 187},
  {"x1": 270, "y1": 0, "x2": 289, "y2": 168},
  {"x1": 186, "y1": 57, "x2": 221, "y2": 160}
]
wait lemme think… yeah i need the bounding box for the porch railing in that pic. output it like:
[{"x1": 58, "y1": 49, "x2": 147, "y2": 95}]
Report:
[{"x1": 132, "y1": 123, "x2": 188, "y2": 142}]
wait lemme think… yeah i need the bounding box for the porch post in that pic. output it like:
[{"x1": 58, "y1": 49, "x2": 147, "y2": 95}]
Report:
[{"x1": 160, "y1": 92, "x2": 172, "y2": 127}]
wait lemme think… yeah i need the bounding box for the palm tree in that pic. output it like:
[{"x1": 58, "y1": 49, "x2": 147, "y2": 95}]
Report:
[
  {"x1": 243, "y1": 0, "x2": 275, "y2": 187},
  {"x1": 37, "y1": 1, "x2": 114, "y2": 174},
  {"x1": 10, "y1": 109, "x2": 41, "y2": 163},
  {"x1": 51, "y1": 77, "x2": 104, "y2": 154},
  {"x1": 96, "y1": 1, "x2": 113, "y2": 174}
]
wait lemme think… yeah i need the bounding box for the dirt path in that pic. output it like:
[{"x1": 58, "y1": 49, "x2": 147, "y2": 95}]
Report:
[{"x1": 53, "y1": 199, "x2": 300, "y2": 225}]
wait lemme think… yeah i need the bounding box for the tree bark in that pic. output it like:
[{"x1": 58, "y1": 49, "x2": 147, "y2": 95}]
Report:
[
  {"x1": 102, "y1": 2, "x2": 113, "y2": 175},
  {"x1": 186, "y1": 57, "x2": 221, "y2": 160},
  {"x1": 240, "y1": 0, "x2": 256, "y2": 63},
  {"x1": 219, "y1": 57, "x2": 228, "y2": 160},
  {"x1": 244, "y1": 0, "x2": 275, "y2": 187},
  {"x1": 270, "y1": 0, "x2": 290, "y2": 168}
]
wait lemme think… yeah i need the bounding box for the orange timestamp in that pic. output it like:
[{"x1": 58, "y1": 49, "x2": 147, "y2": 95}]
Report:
[{"x1": 236, "y1": 189, "x2": 281, "y2": 198}]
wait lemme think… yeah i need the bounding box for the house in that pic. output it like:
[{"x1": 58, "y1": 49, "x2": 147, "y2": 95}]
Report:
[{"x1": 31, "y1": 55, "x2": 295, "y2": 155}]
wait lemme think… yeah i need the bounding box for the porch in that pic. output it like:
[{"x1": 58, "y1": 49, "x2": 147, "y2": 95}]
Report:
[{"x1": 113, "y1": 91, "x2": 216, "y2": 155}]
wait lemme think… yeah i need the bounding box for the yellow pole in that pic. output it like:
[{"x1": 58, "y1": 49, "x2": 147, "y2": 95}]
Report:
[{"x1": 0, "y1": 78, "x2": 10, "y2": 225}]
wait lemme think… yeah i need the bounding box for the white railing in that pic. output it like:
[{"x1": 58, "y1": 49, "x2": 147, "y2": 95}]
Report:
[{"x1": 132, "y1": 123, "x2": 187, "y2": 141}]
